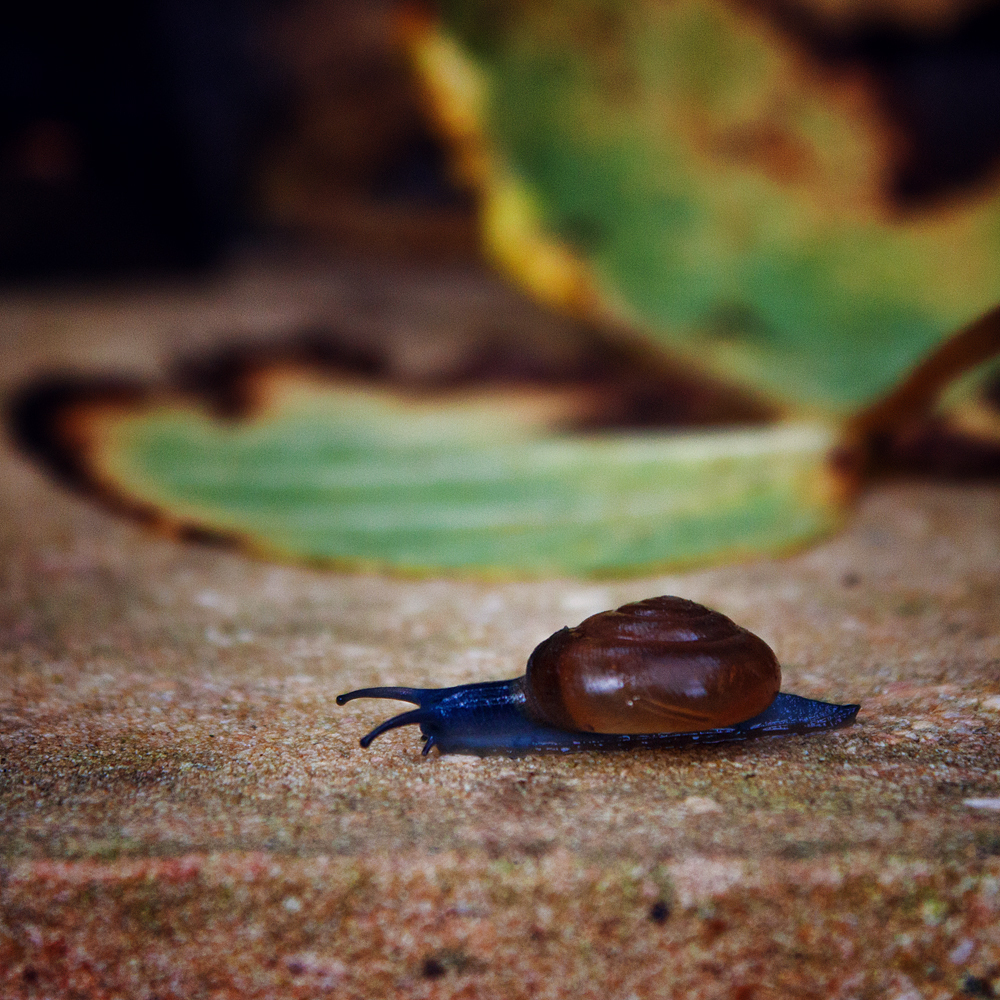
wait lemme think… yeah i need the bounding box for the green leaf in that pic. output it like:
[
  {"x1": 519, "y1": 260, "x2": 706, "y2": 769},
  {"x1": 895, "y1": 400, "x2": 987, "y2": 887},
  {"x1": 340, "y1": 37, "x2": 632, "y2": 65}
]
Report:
[
  {"x1": 86, "y1": 380, "x2": 842, "y2": 576},
  {"x1": 429, "y1": 0, "x2": 1000, "y2": 413}
]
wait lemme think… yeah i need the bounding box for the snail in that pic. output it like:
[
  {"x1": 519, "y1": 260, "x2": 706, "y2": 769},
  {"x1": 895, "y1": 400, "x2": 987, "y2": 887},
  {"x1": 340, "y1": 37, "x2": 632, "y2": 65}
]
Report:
[{"x1": 337, "y1": 596, "x2": 859, "y2": 755}]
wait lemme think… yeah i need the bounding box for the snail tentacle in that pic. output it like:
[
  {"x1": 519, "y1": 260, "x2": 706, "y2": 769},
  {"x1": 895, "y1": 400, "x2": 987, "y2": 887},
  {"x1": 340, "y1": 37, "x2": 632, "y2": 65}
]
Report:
[
  {"x1": 336, "y1": 686, "x2": 430, "y2": 708},
  {"x1": 357, "y1": 707, "x2": 436, "y2": 748},
  {"x1": 335, "y1": 685, "x2": 462, "y2": 747}
]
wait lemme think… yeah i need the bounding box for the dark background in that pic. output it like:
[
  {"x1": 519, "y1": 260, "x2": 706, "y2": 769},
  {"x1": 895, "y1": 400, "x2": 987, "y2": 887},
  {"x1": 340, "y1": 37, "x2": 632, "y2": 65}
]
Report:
[{"x1": 0, "y1": 0, "x2": 474, "y2": 283}]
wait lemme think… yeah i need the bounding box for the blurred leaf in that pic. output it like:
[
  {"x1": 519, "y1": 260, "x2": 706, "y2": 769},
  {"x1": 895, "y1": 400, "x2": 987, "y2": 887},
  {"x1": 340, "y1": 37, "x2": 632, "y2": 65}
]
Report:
[
  {"x1": 71, "y1": 371, "x2": 842, "y2": 576},
  {"x1": 422, "y1": 0, "x2": 1000, "y2": 413}
]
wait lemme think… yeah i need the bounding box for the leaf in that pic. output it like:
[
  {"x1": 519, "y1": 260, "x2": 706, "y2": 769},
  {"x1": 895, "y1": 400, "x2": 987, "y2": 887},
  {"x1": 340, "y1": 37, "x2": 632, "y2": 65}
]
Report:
[
  {"x1": 44, "y1": 368, "x2": 843, "y2": 576},
  {"x1": 420, "y1": 0, "x2": 1000, "y2": 414}
]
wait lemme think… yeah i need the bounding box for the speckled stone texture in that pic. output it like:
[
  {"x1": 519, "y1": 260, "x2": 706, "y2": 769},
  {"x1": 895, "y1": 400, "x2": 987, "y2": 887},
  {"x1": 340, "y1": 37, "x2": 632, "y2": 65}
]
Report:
[{"x1": 1, "y1": 261, "x2": 999, "y2": 999}]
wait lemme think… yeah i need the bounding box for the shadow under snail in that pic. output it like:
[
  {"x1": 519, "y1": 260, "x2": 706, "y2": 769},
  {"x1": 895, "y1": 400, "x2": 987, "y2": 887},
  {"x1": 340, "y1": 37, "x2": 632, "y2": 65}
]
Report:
[{"x1": 337, "y1": 596, "x2": 859, "y2": 755}]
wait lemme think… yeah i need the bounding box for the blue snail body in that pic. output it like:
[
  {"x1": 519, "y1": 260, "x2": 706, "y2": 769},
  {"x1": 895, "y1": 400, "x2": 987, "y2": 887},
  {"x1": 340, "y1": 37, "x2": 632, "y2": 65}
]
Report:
[
  {"x1": 336, "y1": 597, "x2": 860, "y2": 756},
  {"x1": 337, "y1": 681, "x2": 858, "y2": 756}
]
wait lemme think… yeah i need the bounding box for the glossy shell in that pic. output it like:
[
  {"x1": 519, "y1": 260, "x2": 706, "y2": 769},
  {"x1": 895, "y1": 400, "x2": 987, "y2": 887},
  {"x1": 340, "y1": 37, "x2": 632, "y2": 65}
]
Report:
[{"x1": 523, "y1": 596, "x2": 780, "y2": 733}]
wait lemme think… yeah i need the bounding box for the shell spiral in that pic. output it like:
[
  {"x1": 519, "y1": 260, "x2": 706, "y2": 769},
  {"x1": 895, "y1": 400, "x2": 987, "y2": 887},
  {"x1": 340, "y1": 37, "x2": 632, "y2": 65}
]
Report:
[{"x1": 522, "y1": 596, "x2": 781, "y2": 734}]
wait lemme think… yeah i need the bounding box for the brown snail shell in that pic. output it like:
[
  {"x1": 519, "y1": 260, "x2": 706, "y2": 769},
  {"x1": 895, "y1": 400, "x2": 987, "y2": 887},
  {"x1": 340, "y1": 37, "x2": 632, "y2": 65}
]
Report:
[{"x1": 522, "y1": 596, "x2": 781, "y2": 733}]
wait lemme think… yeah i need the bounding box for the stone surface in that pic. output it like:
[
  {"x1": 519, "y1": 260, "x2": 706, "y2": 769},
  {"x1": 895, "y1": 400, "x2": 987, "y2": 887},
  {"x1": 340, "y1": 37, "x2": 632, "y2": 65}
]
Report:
[{"x1": 1, "y1": 260, "x2": 999, "y2": 999}]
